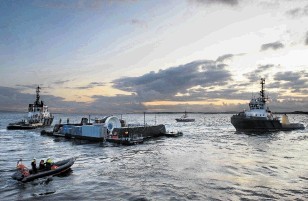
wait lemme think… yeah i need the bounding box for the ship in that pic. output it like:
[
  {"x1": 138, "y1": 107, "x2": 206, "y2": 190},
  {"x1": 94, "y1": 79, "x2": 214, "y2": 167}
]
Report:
[
  {"x1": 7, "y1": 86, "x2": 54, "y2": 130},
  {"x1": 231, "y1": 78, "x2": 305, "y2": 132},
  {"x1": 175, "y1": 111, "x2": 195, "y2": 122}
]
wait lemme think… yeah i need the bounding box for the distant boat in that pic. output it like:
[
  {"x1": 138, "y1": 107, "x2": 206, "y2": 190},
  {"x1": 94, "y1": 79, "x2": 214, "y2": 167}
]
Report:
[
  {"x1": 176, "y1": 111, "x2": 195, "y2": 122},
  {"x1": 231, "y1": 78, "x2": 305, "y2": 132},
  {"x1": 7, "y1": 86, "x2": 54, "y2": 130}
]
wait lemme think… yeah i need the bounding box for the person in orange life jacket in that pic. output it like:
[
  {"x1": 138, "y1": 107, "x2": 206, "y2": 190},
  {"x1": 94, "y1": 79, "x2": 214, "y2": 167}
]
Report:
[
  {"x1": 31, "y1": 158, "x2": 38, "y2": 174},
  {"x1": 17, "y1": 159, "x2": 30, "y2": 177}
]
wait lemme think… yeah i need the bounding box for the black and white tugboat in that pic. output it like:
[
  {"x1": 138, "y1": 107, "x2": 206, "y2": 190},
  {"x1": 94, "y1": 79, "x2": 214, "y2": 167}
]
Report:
[
  {"x1": 175, "y1": 111, "x2": 195, "y2": 122},
  {"x1": 231, "y1": 78, "x2": 305, "y2": 132},
  {"x1": 7, "y1": 86, "x2": 54, "y2": 130}
]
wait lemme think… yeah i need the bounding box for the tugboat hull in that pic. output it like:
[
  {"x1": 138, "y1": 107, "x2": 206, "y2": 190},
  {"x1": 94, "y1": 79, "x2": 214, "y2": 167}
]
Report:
[
  {"x1": 231, "y1": 115, "x2": 305, "y2": 132},
  {"x1": 7, "y1": 118, "x2": 54, "y2": 130},
  {"x1": 7, "y1": 125, "x2": 37, "y2": 130}
]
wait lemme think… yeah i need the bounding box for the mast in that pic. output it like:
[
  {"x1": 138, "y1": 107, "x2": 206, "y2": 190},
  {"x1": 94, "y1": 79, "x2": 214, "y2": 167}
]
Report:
[
  {"x1": 35, "y1": 85, "x2": 41, "y2": 105},
  {"x1": 260, "y1": 78, "x2": 266, "y2": 103}
]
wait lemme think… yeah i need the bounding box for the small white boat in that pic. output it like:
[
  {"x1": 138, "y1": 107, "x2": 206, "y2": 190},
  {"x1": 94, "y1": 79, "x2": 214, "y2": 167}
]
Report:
[{"x1": 175, "y1": 111, "x2": 195, "y2": 122}]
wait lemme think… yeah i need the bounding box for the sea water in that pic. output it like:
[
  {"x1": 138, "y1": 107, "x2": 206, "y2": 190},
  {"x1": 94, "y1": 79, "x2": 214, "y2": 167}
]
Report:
[{"x1": 0, "y1": 112, "x2": 307, "y2": 200}]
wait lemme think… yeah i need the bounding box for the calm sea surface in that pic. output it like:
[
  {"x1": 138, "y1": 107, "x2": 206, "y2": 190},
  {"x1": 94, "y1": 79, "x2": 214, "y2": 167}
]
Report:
[{"x1": 0, "y1": 112, "x2": 307, "y2": 201}]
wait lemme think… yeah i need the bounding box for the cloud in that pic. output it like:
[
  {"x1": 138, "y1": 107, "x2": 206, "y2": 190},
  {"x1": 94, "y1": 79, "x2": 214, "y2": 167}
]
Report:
[
  {"x1": 33, "y1": 0, "x2": 137, "y2": 11},
  {"x1": 0, "y1": 84, "x2": 147, "y2": 114},
  {"x1": 112, "y1": 60, "x2": 232, "y2": 102},
  {"x1": 73, "y1": 82, "x2": 106, "y2": 90},
  {"x1": 189, "y1": 0, "x2": 239, "y2": 6},
  {"x1": 90, "y1": 94, "x2": 146, "y2": 114},
  {"x1": 52, "y1": 80, "x2": 71, "y2": 85},
  {"x1": 130, "y1": 19, "x2": 148, "y2": 28},
  {"x1": 216, "y1": 54, "x2": 234, "y2": 62},
  {"x1": 244, "y1": 64, "x2": 275, "y2": 82},
  {"x1": 286, "y1": 5, "x2": 308, "y2": 18},
  {"x1": 0, "y1": 86, "x2": 62, "y2": 112},
  {"x1": 15, "y1": 84, "x2": 41, "y2": 90},
  {"x1": 33, "y1": 0, "x2": 104, "y2": 10},
  {"x1": 273, "y1": 71, "x2": 308, "y2": 93},
  {"x1": 260, "y1": 41, "x2": 285, "y2": 51}
]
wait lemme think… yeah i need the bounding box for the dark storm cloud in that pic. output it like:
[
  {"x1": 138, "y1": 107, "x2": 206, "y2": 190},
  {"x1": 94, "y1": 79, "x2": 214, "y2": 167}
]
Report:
[
  {"x1": 112, "y1": 60, "x2": 232, "y2": 102},
  {"x1": 189, "y1": 0, "x2": 239, "y2": 6},
  {"x1": 260, "y1": 41, "x2": 285, "y2": 51}
]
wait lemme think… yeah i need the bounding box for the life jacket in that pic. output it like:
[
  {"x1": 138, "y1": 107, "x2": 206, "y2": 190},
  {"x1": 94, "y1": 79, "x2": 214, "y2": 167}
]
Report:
[
  {"x1": 46, "y1": 158, "x2": 53, "y2": 164},
  {"x1": 17, "y1": 164, "x2": 30, "y2": 177}
]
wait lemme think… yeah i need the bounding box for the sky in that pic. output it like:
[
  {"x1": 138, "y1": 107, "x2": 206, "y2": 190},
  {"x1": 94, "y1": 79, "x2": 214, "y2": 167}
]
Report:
[{"x1": 0, "y1": 0, "x2": 308, "y2": 114}]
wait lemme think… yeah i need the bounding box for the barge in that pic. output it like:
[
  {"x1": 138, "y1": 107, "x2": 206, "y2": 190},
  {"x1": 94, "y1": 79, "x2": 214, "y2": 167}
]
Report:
[{"x1": 41, "y1": 116, "x2": 176, "y2": 145}]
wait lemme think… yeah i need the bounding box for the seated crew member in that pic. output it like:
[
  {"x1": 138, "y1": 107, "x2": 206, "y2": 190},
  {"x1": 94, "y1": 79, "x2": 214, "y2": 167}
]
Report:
[
  {"x1": 45, "y1": 157, "x2": 53, "y2": 170},
  {"x1": 39, "y1": 159, "x2": 45, "y2": 170},
  {"x1": 31, "y1": 158, "x2": 38, "y2": 174}
]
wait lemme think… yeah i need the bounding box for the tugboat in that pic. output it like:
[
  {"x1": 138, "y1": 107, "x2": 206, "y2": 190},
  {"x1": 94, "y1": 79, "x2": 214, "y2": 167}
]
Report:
[
  {"x1": 175, "y1": 111, "x2": 195, "y2": 122},
  {"x1": 231, "y1": 78, "x2": 305, "y2": 132},
  {"x1": 7, "y1": 86, "x2": 54, "y2": 130}
]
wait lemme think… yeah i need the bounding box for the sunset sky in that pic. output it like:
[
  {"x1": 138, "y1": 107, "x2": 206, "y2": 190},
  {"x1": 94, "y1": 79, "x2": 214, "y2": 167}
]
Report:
[{"x1": 1, "y1": 0, "x2": 307, "y2": 114}]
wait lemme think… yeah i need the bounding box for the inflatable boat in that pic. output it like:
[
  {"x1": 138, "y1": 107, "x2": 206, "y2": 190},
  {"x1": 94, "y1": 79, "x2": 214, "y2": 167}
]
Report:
[{"x1": 12, "y1": 157, "x2": 75, "y2": 183}]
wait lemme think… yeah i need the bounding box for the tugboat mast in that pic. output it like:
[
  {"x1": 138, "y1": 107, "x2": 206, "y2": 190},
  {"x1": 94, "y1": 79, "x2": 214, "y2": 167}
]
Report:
[
  {"x1": 260, "y1": 78, "x2": 266, "y2": 103},
  {"x1": 35, "y1": 85, "x2": 41, "y2": 106}
]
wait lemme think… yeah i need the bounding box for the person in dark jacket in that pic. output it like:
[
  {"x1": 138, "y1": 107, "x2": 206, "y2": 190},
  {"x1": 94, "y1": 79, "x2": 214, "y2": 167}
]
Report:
[
  {"x1": 45, "y1": 157, "x2": 53, "y2": 170},
  {"x1": 39, "y1": 159, "x2": 45, "y2": 170},
  {"x1": 31, "y1": 158, "x2": 37, "y2": 174}
]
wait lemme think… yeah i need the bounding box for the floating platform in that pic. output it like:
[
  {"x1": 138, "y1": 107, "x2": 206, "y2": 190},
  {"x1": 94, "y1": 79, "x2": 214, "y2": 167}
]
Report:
[{"x1": 40, "y1": 116, "x2": 183, "y2": 145}]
